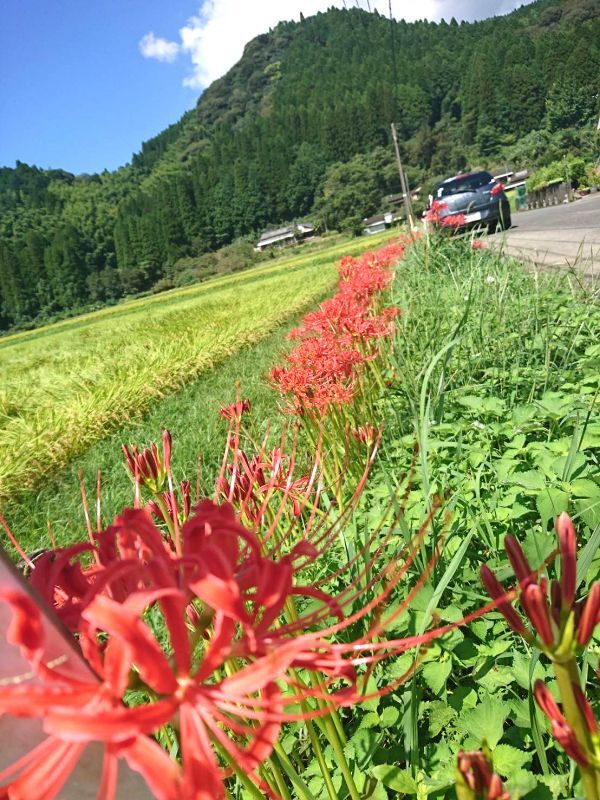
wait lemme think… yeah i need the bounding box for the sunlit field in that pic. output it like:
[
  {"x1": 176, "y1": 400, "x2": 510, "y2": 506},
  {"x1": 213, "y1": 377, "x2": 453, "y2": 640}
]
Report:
[{"x1": 0, "y1": 231, "x2": 395, "y2": 503}]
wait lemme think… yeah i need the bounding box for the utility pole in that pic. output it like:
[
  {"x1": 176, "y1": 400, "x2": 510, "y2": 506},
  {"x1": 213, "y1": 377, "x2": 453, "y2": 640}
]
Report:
[{"x1": 390, "y1": 122, "x2": 415, "y2": 230}]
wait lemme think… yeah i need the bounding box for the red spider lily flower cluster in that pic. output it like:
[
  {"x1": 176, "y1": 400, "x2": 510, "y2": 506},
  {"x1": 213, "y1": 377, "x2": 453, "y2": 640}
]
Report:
[
  {"x1": 441, "y1": 213, "x2": 467, "y2": 229},
  {"x1": 456, "y1": 750, "x2": 509, "y2": 800},
  {"x1": 424, "y1": 200, "x2": 448, "y2": 225},
  {"x1": 481, "y1": 513, "x2": 600, "y2": 793},
  {"x1": 0, "y1": 431, "x2": 475, "y2": 800},
  {"x1": 534, "y1": 681, "x2": 599, "y2": 769},
  {"x1": 219, "y1": 398, "x2": 251, "y2": 420},
  {"x1": 271, "y1": 240, "x2": 406, "y2": 415},
  {"x1": 216, "y1": 442, "x2": 317, "y2": 523},
  {"x1": 480, "y1": 514, "x2": 600, "y2": 654},
  {"x1": 122, "y1": 430, "x2": 172, "y2": 493},
  {"x1": 471, "y1": 239, "x2": 486, "y2": 250},
  {"x1": 490, "y1": 182, "x2": 505, "y2": 197}
]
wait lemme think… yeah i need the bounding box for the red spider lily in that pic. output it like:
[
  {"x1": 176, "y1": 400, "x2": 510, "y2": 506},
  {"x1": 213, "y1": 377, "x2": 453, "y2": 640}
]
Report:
[
  {"x1": 271, "y1": 332, "x2": 365, "y2": 415},
  {"x1": 490, "y1": 183, "x2": 504, "y2": 197},
  {"x1": 219, "y1": 398, "x2": 251, "y2": 420},
  {"x1": 148, "y1": 479, "x2": 192, "y2": 527},
  {"x1": 424, "y1": 200, "x2": 448, "y2": 225},
  {"x1": 215, "y1": 444, "x2": 316, "y2": 523},
  {"x1": 122, "y1": 430, "x2": 172, "y2": 493},
  {"x1": 471, "y1": 239, "x2": 486, "y2": 250},
  {"x1": 1, "y1": 475, "x2": 485, "y2": 799},
  {"x1": 533, "y1": 681, "x2": 595, "y2": 767},
  {"x1": 441, "y1": 213, "x2": 467, "y2": 229},
  {"x1": 272, "y1": 239, "x2": 406, "y2": 417},
  {"x1": 0, "y1": 587, "x2": 182, "y2": 800},
  {"x1": 480, "y1": 514, "x2": 600, "y2": 654},
  {"x1": 352, "y1": 424, "x2": 380, "y2": 445},
  {"x1": 456, "y1": 750, "x2": 509, "y2": 800}
]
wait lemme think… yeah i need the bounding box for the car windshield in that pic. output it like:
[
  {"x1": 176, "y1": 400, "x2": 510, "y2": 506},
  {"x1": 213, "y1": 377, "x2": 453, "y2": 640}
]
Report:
[{"x1": 437, "y1": 172, "x2": 493, "y2": 198}]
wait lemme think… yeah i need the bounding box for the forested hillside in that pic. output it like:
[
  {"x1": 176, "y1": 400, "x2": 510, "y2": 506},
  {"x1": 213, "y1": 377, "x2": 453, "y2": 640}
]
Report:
[{"x1": 1, "y1": 0, "x2": 598, "y2": 330}]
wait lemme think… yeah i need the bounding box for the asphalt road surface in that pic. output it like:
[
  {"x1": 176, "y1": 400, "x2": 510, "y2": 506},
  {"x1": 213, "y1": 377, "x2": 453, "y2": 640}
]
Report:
[{"x1": 488, "y1": 193, "x2": 600, "y2": 279}]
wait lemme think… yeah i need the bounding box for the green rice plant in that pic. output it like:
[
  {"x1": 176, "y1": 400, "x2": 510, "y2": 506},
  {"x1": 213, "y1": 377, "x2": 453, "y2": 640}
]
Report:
[{"x1": 0, "y1": 231, "x2": 396, "y2": 506}]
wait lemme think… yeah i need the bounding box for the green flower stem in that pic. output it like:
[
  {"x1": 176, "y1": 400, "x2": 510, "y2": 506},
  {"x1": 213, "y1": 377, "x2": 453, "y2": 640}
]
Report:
[
  {"x1": 553, "y1": 659, "x2": 600, "y2": 800},
  {"x1": 273, "y1": 744, "x2": 319, "y2": 800},
  {"x1": 321, "y1": 712, "x2": 362, "y2": 800},
  {"x1": 266, "y1": 757, "x2": 294, "y2": 800},
  {"x1": 303, "y1": 716, "x2": 338, "y2": 800},
  {"x1": 215, "y1": 742, "x2": 265, "y2": 800}
]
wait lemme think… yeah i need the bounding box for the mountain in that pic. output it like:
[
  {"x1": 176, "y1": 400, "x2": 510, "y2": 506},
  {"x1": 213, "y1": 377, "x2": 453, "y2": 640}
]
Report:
[{"x1": 0, "y1": 0, "x2": 598, "y2": 331}]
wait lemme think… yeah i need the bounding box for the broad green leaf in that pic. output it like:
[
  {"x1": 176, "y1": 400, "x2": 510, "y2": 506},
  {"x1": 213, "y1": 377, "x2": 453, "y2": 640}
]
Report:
[
  {"x1": 477, "y1": 666, "x2": 514, "y2": 693},
  {"x1": 538, "y1": 774, "x2": 569, "y2": 799},
  {"x1": 346, "y1": 727, "x2": 379, "y2": 769},
  {"x1": 457, "y1": 696, "x2": 510, "y2": 749},
  {"x1": 577, "y1": 497, "x2": 600, "y2": 531},
  {"x1": 522, "y1": 530, "x2": 556, "y2": 572},
  {"x1": 427, "y1": 701, "x2": 457, "y2": 737},
  {"x1": 511, "y1": 404, "x2": 538, "y2": 426},
  {"x1": 371, "y1": 766, "x2": 418, "y2": 794},
  {"x1": 492, "y1": 744, "x2": 531, "y2": 776},
  {"x1": 422, "y1": 659, "x2": 452, "y2": 695},
  {"x1": 570, "y1": 478, "x2": 600, "y2": 499},
  {"x1": 379, "y1": 705, "x2": 401, "y2": 728},
  {"x1": 536, "y1": 486, "x2": 569, "y2": 529},
  {"x1": 505, "y1": 470, "x2": 546, "y2": 491},
  {"x1": 512, "y1": 653, "x2": 546, "y2": 691},
  {"x1": 576, "y1": 521, "x2": 600, "y2": 588},
  {"x1": 505, "y1": 770, "x2": 538, "y2": 799},
  {"x1": 536, "y1": 391, "x2": 571, "y2": 417}
]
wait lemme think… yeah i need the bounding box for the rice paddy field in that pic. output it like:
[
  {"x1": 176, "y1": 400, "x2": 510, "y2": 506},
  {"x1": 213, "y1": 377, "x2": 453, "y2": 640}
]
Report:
[{"x1": 0, "y1": 231, "x2": 394, "y2": 506}]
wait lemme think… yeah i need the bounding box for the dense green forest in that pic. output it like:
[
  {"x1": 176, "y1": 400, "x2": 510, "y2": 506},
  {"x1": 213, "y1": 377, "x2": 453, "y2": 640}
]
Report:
[{"x1": 1, "y1": 0, "x2": 598, "y2": 330}]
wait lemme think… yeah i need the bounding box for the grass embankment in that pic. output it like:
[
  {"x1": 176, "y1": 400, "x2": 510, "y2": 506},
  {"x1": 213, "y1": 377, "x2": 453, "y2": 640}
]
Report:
[
  {"x1": 364, "y1": 239, "x2": 600, "y2": 796},
  {"x1": 0, "y1": 230, "x2": 395, "y2": 506}
]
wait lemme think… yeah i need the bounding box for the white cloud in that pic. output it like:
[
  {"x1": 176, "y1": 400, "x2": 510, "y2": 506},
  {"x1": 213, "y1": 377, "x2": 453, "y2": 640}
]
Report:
[
  {"x1": 142, "y1": 0, "x2": 533, "y2": 89},
  {"x1": 139, "y1": 32, "x2": 180, "y2": 63}
]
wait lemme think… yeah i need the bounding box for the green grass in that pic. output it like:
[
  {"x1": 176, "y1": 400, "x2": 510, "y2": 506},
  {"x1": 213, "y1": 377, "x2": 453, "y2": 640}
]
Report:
[
  {"x1": 0, "y1": 229, "x2": 396, "y2": 506},
  {"x1": 3, "y1": 315, "x2": 301, "y2": 552},
  {"x1": 358, "y1": 237, "x2": 600, "y2": 797}
]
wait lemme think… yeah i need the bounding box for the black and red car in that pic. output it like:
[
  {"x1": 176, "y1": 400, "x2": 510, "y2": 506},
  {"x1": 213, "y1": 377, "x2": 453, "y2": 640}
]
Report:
[{"x1": 427, "y1": 171, "x2": 511, "y2": 232}]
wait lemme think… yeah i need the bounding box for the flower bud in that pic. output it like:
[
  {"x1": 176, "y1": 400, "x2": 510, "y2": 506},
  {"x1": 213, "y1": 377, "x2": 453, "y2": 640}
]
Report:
[
  {"x1": 521, "y1": 584, "x2": 554, "y2": 647},
  {"x1": 556, "y1": 513, "x2": 576, "y2": 607},
  {"x1": 577, "y1": 582, "x2": 600, "y2": 647},
  {"x1": 480, "y1": 565, "x2": 527, "y2": 635}
]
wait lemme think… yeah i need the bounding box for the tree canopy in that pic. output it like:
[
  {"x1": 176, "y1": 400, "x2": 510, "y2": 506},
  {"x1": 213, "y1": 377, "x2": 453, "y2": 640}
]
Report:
[{"x1": 1, "y1": 0, "x2": 598, "y2": 330}]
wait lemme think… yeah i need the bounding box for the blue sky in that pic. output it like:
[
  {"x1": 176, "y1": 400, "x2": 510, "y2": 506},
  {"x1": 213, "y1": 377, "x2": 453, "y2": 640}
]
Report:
[
  {"x1": 0, "y1": 0, "x2": 533, "y2": 175},
  {"x1": 0, "y1": 1, "x2": 199, "y2": 174}
]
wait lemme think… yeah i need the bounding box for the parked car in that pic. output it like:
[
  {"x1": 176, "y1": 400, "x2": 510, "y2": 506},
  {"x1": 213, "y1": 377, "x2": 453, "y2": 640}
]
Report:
[{"x1": 427, "y1": 171, "x2": 511, "y2": 232}]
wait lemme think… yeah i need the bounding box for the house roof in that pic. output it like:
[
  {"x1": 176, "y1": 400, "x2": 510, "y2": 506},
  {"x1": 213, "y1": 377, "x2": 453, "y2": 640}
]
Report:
[
  {"x1": 363, "y1": 214, "x2": 387, "y2": 226},
  {"x1": 258, "y1": 226, "x2": 294, "y2": 243}
]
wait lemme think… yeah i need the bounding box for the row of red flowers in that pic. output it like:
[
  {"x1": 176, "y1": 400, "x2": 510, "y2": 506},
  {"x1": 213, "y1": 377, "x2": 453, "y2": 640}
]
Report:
[{"x1": 271, "y1": 239, "x2": 409, "y2": 416}]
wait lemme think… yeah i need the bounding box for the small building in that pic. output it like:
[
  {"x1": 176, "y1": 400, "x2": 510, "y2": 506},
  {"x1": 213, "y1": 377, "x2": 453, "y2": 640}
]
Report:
[
  {"x1": 255, "y1": 226, "x2": 296, "y2": 252},
  {"x1": 255, "y1": 222, "x2": 315, "y2": 252},
  {"x1": 362, "y1": 211, "x2": 403, "y2": 236},
  {"x1": 296, "y1": 222, "x2": 315, "y2": 237},
  {"x1": 363, "y1": 214, "x2": 388, "y2": 235}
]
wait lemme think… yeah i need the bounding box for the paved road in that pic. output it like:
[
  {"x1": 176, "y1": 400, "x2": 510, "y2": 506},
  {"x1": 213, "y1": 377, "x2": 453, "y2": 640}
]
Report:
[{"x1": 488, "y1": 193, "x2": 600, "y2": 280}]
